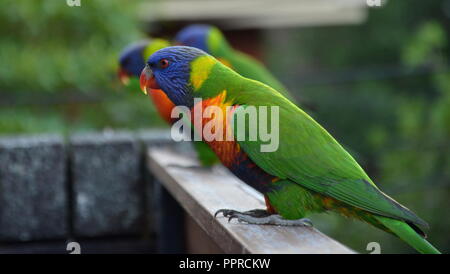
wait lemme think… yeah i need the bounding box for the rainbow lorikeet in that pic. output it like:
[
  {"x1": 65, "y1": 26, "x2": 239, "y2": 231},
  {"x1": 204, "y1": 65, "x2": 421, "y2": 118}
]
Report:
[
  {"x1": 139, "y1": 46, "x2": 441, "y2": 254},
  {"x1": 174, "y1": 24, "x2": 298, "y2": 104},
  {"x1": 118, "y1": 39, "x2": 218, "y2": 166}
]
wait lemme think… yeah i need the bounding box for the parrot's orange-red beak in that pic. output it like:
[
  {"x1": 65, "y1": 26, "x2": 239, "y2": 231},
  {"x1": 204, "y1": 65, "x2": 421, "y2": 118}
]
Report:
[
  {"x1": 117, "y1": 67, "x2": 130, "y2": 86},
  {"x1": 140, "y1": 65, "x2": 160, "y2": 95}
]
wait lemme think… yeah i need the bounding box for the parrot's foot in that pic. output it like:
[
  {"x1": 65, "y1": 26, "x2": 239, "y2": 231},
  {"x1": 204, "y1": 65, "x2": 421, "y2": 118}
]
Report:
[
  {"x1": 229, "y1": 214, "x2": 313, "y2": 227},
  {"x1": 214, "y1": 209, "x2": 313, "y2": 227}
]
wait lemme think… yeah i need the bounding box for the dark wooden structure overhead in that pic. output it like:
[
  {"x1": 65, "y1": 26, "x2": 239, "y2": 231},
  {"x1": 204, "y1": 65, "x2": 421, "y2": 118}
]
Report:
[{"x1": 138, "y1": 0, "x2": 370, "y2": 58}]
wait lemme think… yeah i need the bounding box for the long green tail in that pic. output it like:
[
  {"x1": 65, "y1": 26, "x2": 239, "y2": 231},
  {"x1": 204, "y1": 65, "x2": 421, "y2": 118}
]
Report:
[{"x1": 375, "y1": 216, "x2": 441, "y2": 254}]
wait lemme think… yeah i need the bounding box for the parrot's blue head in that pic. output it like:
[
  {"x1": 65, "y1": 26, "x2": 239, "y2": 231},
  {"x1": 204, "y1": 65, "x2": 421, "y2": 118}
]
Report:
[
  {"x1": 174, "y1": 24, "x2": 212, "y2": 53},
  {"x1": 140, "y1": 46, "x2": 209, "y2": 107},
  {"x1": 118, "y1": 40, "x2": 148, "y2": 83}
]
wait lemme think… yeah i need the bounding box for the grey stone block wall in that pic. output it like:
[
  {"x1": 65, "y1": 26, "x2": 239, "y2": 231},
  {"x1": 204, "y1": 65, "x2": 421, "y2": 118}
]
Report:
[
  {"x1": 70, "y1": 131, "x2": 142, "y2": 237},
  {"x1": 0, "y1": 135, "x2": 68, "y2": 241},
  {"x1": 0, "y1": 129, "x2": 173, "y2": 246},
  {"x1": 135, "y1": 129, "x2": 172, "y2": 148}
]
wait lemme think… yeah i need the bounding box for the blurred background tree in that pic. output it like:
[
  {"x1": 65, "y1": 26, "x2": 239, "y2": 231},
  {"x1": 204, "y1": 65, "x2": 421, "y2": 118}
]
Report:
[
  {"x1": 0, "y1": 0, "x2": 448, "y2": 253},
  {"x1": 264, "y1": 0, "x2": 449, "y2": 253},
  {"x1": 0, "y1": 0, "x2": 166, "y2": 134}
]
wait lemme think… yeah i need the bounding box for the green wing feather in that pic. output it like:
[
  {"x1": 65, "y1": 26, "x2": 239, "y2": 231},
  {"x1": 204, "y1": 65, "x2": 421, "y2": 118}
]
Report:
[
  {"x1": 229, "y1": 79, "x2": 427, "y2": 227},
  {"x1": 193, "y1": 141, "x2": 219, "y2": 166}
]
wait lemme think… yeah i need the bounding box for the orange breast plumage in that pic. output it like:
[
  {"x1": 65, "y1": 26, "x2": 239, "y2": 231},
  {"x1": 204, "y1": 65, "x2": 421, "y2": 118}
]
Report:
[
  {"x1": 149, "y1": 88, "x2": 176, "y2": 124},
  {"x1": 190, "y1": 91, "x2": 276, "y2": 193}
]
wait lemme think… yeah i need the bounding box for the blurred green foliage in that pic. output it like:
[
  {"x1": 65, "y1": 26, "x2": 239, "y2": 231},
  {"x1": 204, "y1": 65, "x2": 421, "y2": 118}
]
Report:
[
  {"x1": 265, "y1": 1, "x2": 450, "y2": 253},
  {"x1": 0, "y1": 0, "x2": 167, "y2": 134},
  {"x1": 0, "y1": 0, "x2": 139, "y2": 93}
]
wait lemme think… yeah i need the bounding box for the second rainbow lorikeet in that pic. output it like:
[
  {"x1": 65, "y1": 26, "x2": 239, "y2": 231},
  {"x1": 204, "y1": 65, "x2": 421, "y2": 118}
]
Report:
[
  {"x1": 118, "y1": 39, "x2": 218, "y2": 166},
  {"x1": 174, "y1": 24, "x2": 299, "y2": 104},
  {"x1": 118, "y1": 39, "x2": 174, "y2": 123},
  {"x1": 139, "y1": 46, "x2": 441, "y2": 254}
]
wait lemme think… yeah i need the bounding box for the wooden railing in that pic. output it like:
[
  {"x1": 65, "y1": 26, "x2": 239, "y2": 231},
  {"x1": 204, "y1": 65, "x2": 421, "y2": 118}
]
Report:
[{"x1": 147, "y1": 145, "x2": 355, "y2": 254}]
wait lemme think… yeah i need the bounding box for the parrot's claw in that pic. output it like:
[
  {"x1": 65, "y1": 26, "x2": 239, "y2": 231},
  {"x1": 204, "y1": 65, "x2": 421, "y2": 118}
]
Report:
[
  {"x1": 214, "y1": 209, "x2": 271, "y2": 218},
  {"x1": 214, "y1": 209, "x2": 313, "y2": 227}
]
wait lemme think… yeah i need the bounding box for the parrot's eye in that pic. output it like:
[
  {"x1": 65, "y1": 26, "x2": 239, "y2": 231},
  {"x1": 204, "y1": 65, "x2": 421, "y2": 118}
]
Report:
[{"x1": 158, "y1": 58, "x2": 169, "y2": 69}]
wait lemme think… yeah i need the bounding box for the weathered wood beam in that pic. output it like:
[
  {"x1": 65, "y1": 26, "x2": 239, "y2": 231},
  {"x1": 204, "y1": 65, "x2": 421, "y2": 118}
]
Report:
[{"x1": 147, "y1": 146, "x2": 355, "y2": 254}]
